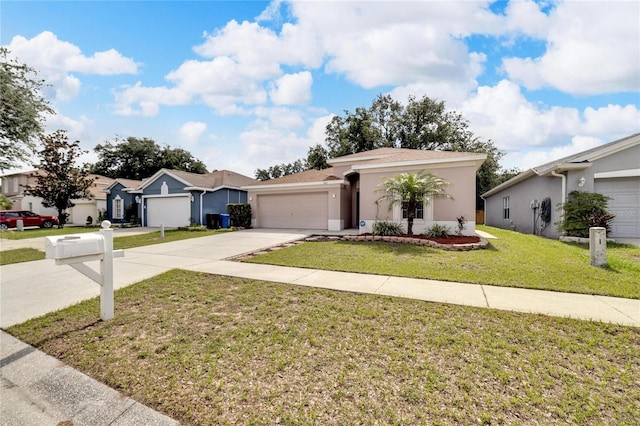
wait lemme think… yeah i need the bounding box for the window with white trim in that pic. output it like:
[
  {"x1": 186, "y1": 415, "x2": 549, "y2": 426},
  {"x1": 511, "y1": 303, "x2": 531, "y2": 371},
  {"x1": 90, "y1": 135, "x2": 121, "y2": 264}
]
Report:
[
  {"x1": 503, "y1": 196, "x2": 510, "y2": 220},
  {"x1": 402, "y1": 201, "x2": 424, "y2": 219},
  {"x1": 113, "y1": 195, "x2": 124, "y2": 219}
]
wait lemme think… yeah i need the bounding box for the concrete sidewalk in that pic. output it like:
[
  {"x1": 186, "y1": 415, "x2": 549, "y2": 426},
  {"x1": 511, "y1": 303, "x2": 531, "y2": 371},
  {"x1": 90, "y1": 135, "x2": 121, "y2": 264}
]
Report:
[{"x1": 1, "y1": 228, "x2": 639, "y2": 425}]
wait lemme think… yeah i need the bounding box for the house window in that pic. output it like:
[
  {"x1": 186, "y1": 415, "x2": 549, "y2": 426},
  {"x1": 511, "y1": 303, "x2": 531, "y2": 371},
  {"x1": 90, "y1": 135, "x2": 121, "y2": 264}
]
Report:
[
  {"x1": 402, "y1": 201, "x2": 424, "y2": 219},
  {"x1": 13, "y1": 177, "x2": 19, "y2": 192},
  {"x1": 503, "y1": 196, "x2": 510, "y2": 220},
  {"x1": 113, "y1": 195, "x2": 124, "y2": 219}
]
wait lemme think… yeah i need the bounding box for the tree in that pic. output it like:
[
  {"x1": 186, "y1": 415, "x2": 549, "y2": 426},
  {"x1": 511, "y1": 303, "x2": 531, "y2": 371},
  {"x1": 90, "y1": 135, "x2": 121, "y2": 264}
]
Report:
[
  {"x1": 0, "y1": 194, "x2": 11, "y2": 209},
  {"x1": 24, "y1": 130, "x2": 95, "y2": 227},
  {"x1": 324, "y1": 94, "x2": 504, "y2": 208},
  {"x1": 90, "y1": 137, "x2": 207, "y2": 180},
  {"x1": 376, "y1": 171, "x2": 451, "y2": 236},
  {"x1": 306, "y1": 143, "x2": 329, "y2": 170},
  {"x1": 0, "y1": 48, "x2": 54, "y2": 171}
]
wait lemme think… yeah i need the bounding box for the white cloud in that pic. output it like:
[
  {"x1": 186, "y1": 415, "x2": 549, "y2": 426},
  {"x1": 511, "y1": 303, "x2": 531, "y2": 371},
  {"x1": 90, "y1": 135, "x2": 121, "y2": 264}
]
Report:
[
  {"x1": 178, "y1": 121, "x2": 207, "y2": 146},
  {"x1": 113, "y1": 82, "x2": 192, "y2": 116},
  {"x1": 254, "y1": 107, "x2": 305, "y2": 129},
  {"x1": 505, "y1": 136, "x2": 603, "y2": 170},
  {"x1": 4, "y1": 31, "x2": 138, "y2": 102},
  {"x1": 504, "y1": 0, "x2": 550, "y2": 39},
  {"x1": 269, "y1": 71, "x2": 312, "y2": 105},
  {"x1": 462, "y1": 80, "x2": 640, "y2": 169},
  {"x1": 503, "y1": 1, "x2": 640, "y2": 94}
]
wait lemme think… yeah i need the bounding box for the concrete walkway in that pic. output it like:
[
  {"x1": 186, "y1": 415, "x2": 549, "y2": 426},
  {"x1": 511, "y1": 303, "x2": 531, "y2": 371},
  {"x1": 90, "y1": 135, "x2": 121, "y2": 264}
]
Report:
[{"x1": 1, "y1": 228, "x2": 639, "y2": 425}]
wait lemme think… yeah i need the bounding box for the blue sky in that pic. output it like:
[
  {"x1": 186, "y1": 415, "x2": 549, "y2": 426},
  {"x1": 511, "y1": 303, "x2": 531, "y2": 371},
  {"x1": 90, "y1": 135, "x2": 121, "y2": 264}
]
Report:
[{"x1": 3, "y1": 0, "x2": 639, "y2": 177}]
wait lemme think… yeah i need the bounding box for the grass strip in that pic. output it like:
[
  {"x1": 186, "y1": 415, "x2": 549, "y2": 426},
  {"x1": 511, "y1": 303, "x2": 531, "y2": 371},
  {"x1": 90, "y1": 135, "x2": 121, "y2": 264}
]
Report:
[
  {"x1": 245, "y1": 226, "x2": 640, "y2": 299},
  {"x1": 8, "y1": 270, "x2": 640, "y2": 425},
  {"x1": 0, "y1": 248, "x2": 45, "y2": 265}
]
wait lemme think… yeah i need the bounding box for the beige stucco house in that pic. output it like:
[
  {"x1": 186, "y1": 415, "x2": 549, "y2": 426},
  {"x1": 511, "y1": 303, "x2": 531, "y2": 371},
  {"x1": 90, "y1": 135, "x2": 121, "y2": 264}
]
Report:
[
  {"x1": 243, "y1": 148, "x2": 487, "y2": 235},
  {"x1": 1, "y1": 170, "x2": 113, "y2": 225}
]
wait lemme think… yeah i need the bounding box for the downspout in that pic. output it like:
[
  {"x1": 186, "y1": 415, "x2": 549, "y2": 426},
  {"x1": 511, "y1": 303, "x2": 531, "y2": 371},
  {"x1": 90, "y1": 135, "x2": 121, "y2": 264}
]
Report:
[
  {"x1": 551, "y1": 170, "x2": 566, "y2": 226},
  {"x1": 199, "y1": 190, "x2": 208, "y2": 226}
]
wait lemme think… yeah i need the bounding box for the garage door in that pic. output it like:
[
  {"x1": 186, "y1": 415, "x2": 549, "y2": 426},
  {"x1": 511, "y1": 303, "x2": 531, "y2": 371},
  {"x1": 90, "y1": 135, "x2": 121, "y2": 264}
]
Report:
[
  {"x1": 595, "y1": 177, "x2": 640, "y2": 238},
  {"x1": 146, "y1": 196, "x2": 190, "y2": 228},
  {"x1": 258, "y1": 193, "x2": 328, "y2": 229},
  {"x1": 69, "y1": 203, "x2": 95, "y2": 225}
]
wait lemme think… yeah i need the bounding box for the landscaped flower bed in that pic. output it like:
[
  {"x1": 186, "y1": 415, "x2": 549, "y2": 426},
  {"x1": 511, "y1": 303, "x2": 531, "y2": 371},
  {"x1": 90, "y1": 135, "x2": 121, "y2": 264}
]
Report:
[{"x1": 309, "y1": 234, "x2": 488, "y2": 251}]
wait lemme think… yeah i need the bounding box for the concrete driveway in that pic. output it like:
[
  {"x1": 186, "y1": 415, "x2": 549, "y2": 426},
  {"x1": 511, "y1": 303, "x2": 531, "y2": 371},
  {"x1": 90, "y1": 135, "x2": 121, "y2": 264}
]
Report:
[{"x1": 0, "y1": 229, "x2": 311, "y2": 328}]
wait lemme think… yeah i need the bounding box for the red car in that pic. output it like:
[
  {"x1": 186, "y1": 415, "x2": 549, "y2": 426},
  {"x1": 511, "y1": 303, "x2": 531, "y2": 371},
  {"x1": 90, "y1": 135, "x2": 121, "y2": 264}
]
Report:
[{"x1": 0, "y1": 210, "x2": 59, "y2": 230}]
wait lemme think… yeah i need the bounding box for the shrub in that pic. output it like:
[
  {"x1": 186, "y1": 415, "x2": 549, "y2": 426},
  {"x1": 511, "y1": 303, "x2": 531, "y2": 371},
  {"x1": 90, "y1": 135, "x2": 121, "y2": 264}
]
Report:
[
  {"x1": 557, "y1": 191, "x2": 615, "y2": 237},
  {"x1": 456, "y1": 216, "x2": 467, "y2": 236},
  {"x1": 372, "y1": 221, "x2": 404, "y2": 236},
  {"x1": 227, "y1": 203, "x2": 252, "y2": 228},
  {"x1": 424, "y1": 223, "x2": 450, "y2": 238}
]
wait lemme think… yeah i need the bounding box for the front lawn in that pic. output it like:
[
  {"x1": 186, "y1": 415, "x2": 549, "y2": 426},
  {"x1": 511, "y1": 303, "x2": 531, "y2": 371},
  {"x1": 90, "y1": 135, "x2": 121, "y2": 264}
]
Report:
[
  {"x1": 245, "y1": 226, "x2": 640, "y2": 299},
  {"x1": 0, "y1": 248, "x2": 45, "y2": 265},
  {"x1": 0, "y1": 226, "x2": 100, "y2": 240},
  {"x1": 8, "y1": 270, "x2": 640, "y2": 425}
]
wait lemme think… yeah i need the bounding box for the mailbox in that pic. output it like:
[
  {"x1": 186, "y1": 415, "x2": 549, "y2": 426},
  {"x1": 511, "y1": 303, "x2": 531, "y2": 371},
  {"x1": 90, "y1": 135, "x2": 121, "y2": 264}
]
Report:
[{"x1": 45, "y1": 234, "x2": 105, "y2": 260}]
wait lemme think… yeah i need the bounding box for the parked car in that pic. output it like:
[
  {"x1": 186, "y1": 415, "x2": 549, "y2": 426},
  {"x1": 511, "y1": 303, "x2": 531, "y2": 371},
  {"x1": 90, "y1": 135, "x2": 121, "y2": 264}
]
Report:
[{"x1": 0, "y1": 210, "x2": 59, "y2": 230}]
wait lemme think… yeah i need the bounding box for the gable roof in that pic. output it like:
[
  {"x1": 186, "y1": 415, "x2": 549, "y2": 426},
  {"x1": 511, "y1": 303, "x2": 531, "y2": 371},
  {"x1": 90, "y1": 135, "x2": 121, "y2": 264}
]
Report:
[
  {"x1": 482, "y1": 133, "x2": 640, "y2": 198},
  {"x1": 104, "y1": 178, "x2": 143, "y2": 193},
  {"x1": 249, "y1": 168, "x2": 341, "y2": 186},
  {"x1": 86, "y1": 174, "x2": 114, "y2": 199},
  {"x1": 245, "y1": 147, "x2": 486, "y2": 189},
  {"x1": 136, "y1": 168, "x2": 256, "y2": 191}
]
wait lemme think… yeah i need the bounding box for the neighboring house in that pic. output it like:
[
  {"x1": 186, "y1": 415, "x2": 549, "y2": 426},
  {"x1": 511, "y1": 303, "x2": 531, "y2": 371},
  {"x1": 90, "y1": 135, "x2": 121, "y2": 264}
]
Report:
[
  {"x1": 0, "y1": 170, "x2": 113, "y2": 225},
  {"x1": 243, "y1": 148, "x2": 487, "y2": 235},
  {"x1": 105, "y1": 169, "x2": 256, "y2": 227},
  {"x1": 103, "y1": 178, "x2": 143, "y2": 224},
  {"x1": 482, "y1": 133, "x2": 640, "y2": 239}
]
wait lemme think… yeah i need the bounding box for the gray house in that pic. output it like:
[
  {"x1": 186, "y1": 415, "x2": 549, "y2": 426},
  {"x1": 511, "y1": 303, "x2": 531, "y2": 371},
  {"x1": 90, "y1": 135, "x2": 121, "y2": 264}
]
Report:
[
  {"x1": 482, "y1": 133, "x2": 640, "y2": 239},
  {"x1": 105, "y1": 169, "x2": 256, "y2": 227}
]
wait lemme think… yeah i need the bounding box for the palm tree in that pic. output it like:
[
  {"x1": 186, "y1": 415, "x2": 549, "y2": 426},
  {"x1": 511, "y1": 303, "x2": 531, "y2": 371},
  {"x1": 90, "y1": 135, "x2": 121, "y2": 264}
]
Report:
[{"x1": 376, "y1": 171, "x2": 451, "y2": 235}]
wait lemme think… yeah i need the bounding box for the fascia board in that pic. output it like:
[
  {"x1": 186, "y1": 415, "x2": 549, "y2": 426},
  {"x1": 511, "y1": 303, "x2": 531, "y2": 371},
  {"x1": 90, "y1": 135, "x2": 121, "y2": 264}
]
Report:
[
  {"x1": 183, "y1": 185, "x2": 240, "y2": 192},
  {"x1": 243, "y1": 180, "x2": 348, "y2": 191},
  {"x1": 138, "y1": 169, "x2": 192, "y2": 190},
  {"x1": 481, "y1": 169, "x2": 536, "y2": 198},
  {"x1": 537, "y1": 163, "x2": 592, "y2": 175}
]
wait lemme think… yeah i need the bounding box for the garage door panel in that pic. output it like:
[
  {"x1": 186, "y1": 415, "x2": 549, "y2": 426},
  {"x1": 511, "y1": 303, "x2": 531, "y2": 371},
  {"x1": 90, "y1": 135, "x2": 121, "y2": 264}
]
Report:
[
  {"x1": 595, "y1": 177, "x2": 640, "y2": 238},
  {"x1": 258, "y1": 193, "x2": 327, "y2": 229},
  {"x1": 147, "y1": 196, "x2": 190, "y2": 228}
]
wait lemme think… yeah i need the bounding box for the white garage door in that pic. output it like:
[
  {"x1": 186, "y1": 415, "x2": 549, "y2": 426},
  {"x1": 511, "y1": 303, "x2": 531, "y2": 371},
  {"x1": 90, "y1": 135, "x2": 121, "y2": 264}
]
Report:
[
  {"x1": 146, "y1": 196, "x2": 190, "y2": 228},
  {"x1": 69, "y1": 203, "x2": 95, "y2": 225},
  {"x1": 258, "y1": 193, "x2": 328, "y2": 229},
  {"x1": 595, "y1": 177, "x2": 640, "y2": 238}
]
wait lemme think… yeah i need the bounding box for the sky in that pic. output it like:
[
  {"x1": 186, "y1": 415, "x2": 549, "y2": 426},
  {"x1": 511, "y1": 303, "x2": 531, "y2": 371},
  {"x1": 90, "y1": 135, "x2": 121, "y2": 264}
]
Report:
[{"x1": 2, "y1": 0, "x2": 639, "y2": 178}]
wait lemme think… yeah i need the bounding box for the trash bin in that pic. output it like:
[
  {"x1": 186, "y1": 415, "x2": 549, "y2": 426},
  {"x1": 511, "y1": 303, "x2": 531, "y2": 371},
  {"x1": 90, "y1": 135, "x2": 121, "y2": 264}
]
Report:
[
  {"x1": 206, "y1": 213, "x2": 221, "y2": 229},
  {"x1": 220, "y1": 214, "x2": 230, "y2": 229}
]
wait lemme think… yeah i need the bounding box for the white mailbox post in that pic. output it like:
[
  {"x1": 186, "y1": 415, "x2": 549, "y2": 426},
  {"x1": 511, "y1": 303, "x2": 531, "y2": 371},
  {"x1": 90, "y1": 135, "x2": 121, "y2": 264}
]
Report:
[{"x1": 45, "y1": 220, "x2": 124, "y2": 320}]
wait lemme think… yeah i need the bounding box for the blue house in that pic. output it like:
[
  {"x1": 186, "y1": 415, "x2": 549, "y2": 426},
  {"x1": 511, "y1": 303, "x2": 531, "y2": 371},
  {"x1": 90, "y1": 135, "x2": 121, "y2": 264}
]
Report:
[
  {"x1": 106, "y1": 169, "x2": 255, "y2": 227},
  {"x1": 103, "y1": 178, "x2": 143, "y2": 224}
]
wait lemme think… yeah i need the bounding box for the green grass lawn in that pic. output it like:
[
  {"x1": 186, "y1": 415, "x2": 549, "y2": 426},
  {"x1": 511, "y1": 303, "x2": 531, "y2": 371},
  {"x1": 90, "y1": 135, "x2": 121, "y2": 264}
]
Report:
[
  {"x1": 112, "y1": 228, "x2": 232, "y2": 250},
  {"x1": 7, "y1": 270, "x2": 639, "y2": 425},
  {"x1": 0, "y1": 248, "x2": 45, "y2": 265},
  {"x1": 0, "y1": 226, "x2": 100, "y2": 240},
  {"x1": 246, "y1": 226, "x2": 640, "y2": 299}
]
